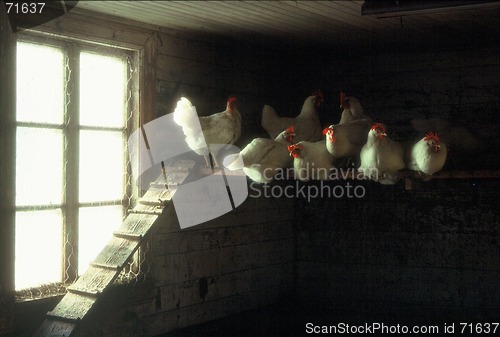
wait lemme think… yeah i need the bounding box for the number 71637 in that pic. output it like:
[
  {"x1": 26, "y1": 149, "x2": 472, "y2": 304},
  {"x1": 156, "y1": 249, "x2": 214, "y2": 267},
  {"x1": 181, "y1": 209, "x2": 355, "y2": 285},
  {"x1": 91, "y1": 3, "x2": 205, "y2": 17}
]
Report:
[
  {"x1": 460, "y1": 323, "x2": 499, "y2": 334},
  {"x1": 5, "y1": 2, "x2": 46, "y2": 14}
]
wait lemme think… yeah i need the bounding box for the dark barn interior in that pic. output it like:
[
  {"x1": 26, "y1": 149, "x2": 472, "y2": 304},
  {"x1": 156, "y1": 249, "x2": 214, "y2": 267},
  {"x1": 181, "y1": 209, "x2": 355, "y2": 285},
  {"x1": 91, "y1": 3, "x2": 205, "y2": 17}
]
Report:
[{"x1": 1, "y1": 1, "x2": 500, "y2": 336}]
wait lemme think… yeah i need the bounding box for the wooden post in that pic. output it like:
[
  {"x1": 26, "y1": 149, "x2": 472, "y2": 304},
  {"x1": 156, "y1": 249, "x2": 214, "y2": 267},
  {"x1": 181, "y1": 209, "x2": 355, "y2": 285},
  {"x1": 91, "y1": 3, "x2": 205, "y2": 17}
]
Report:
[
  {"x1": 140, "y1": 31, "x2": 157, "y2": 125},
  {"x1": 0, "y1": 4, "x2": 17, "y2": 334},
  {"x1": 63, "y1": 44, "x2": 80, "y2": 284}
]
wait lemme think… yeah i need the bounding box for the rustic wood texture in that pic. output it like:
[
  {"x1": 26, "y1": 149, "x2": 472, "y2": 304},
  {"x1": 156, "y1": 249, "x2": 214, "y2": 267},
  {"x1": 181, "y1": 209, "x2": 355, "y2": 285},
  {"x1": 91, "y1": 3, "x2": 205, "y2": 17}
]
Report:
[
  {"x1": 296, "y1": 179, "x2": 500, "y2": 322},
  {"x1": 141, "y1": 31, "x2": 158, "y2": 125},
  {"x1": 34, "y1": 319, "x2": 76, "y2": 337},
  {"x1": 19, "y1": 7, "x2": 154, "y2": 49},
  {"x1": 91, "y1": 238, "x2": 140, "y2": 270},
  {"x1": 138, "y1": 186, "x2": 174, "y2": 206},
  {"x1": 68, "y1": 266, "x2": 119, "y2": 295},
  {"x1": 335, "y1": 47, "x2": 500, "y2": 170},
  {"x1": 75, "y1": 1, "x2": 500, "y2": 51},
  {"x1": 18, "y1": 4, "x2": 500, "y2": 337},
  {"x1": 311, "y1": 47, "x2": 500, "y2": 322},
  {"x1": 47, "y1": 293, "x2": 97, "y2": 321},
  {"x1": 113, "y1": 213, "x2": 159, "y2": 239},
  {"x1": 153, "y1": 30, "x2": 315, "y2": 147},
  {"x1": 140, "y1": 190, "x2": 296, "y2": 336}
]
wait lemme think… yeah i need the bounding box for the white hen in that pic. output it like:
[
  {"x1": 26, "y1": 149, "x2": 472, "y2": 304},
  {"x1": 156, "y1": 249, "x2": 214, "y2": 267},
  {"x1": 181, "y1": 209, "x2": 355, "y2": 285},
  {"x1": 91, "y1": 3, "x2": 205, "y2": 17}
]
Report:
[
  {"x1": 224, "y1": 125, "x2": 295, "y2": 183},
  {"x1": 261, "y1": 91, "x2": 323, "y2": 142},
  {"x1": 410, "y1": 117, "x2": 479, "y2": 152},
  {"x1": 359, "y1": 123, "x2": 406, "y2": 185},
  {"x1": 173, "y1": 96, "x2": 241, "y2": 168},
  {"x1": 322, "y1": 119, "x2": 373, "y2": 161},
  {"x1": 288, "y1": 141, "x2": 334, "y2": 181},
  {"x1": 408, "y1": 132, "x2": 447, "y2": 176},
  {"x1": 338, "y1": 91, "x2": 370, "y2": 125}
]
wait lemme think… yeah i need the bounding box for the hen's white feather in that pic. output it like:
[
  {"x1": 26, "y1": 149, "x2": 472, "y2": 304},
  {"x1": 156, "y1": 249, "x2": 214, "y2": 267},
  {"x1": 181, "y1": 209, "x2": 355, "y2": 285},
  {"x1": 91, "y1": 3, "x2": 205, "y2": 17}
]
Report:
[
  {"x1": 339, "y1": 96, "x2": 369, "y2": 125},
  {"x1": 324, "y1": 118, "x2": 372, "y2": 159},
  {"x1": 224, "y1": 127, "x2": 295, "y2": 183},
  {"x1": 261, "y1": 93, "x2": 322, "y2": 141},
  {"x1": 290, "y1": 141, "x2": 334, "y2": 181},
  {"x1": 173, "y1": 97, "x2": 241, "y2": 166},
  {"x1": 359, "y1": 124, "x2": 405, "y2": 185},
  {"x1": 410, "y1": 117, "x2": 479, "y2": 152},
  {"x1": 408, "y1": 134, "x2": 447, "y2": 175}
]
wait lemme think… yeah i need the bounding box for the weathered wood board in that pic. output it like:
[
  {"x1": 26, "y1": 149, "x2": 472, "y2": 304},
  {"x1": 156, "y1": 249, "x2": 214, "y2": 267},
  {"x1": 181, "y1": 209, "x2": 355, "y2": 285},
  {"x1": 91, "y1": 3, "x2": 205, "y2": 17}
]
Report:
[
  {"x1": 34, "y1": 319, "x2": 77, "y2": 337},
  {"x1": 68, "y1": 266, "x2": 119, "y2": 295},
  {"x1": 113, "y1": 213, "x2": 159, "y2": 239},
  {"x1": 47, "y1": 293, "x2": 97, "y2": 321},
  {"x1": 91, "y1": 237, "x2": 140, "y2": 270}
]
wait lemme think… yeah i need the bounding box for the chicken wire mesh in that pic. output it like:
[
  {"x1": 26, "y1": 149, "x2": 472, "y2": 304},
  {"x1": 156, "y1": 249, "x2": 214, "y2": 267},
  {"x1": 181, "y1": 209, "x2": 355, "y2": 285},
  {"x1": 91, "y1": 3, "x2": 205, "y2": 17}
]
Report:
[
  {"x1": 14, "y1": 34, "x2": 149, "y2": 302},
  {"x1": 114, "y1": 235, "x2": 153, "y2": 286}
]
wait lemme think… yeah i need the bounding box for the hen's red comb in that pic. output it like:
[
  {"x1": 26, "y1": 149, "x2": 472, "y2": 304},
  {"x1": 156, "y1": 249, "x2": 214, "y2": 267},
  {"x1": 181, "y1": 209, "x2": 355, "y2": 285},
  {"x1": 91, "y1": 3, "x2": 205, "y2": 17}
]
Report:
[
  {"x1": 286, "y1": 124, "x2": 295, "y2": 133},
  {"x1": 322, "y1": 127, "x2": 333, "y2": 135},
  {"x1": 287, "y1": 144, "x2": 303, "y2": 152},
  {"x1": 371, "y1": 123, "x2": 386, "y2": 133},
  {"x1": 227, "y1": 97, "x2": 237, "y2": 113},
  {"x1": 424, "y1": 132, "x2": 440, "y2": 143}
]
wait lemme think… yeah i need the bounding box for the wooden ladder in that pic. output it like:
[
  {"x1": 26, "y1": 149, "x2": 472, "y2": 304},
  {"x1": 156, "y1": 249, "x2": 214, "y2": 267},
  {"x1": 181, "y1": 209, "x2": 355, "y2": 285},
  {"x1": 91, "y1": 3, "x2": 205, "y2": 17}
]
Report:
[{"x1": 33, "y1": 160, "x2": 194, "y2": 337}]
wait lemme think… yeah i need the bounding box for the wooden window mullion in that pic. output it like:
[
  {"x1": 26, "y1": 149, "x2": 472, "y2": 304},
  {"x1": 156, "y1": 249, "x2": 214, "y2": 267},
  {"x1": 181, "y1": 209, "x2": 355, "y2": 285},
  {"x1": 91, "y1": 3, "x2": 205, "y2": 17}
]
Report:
[{"x1": 63, "y1": 44, "x2": 80, "y2": 284}]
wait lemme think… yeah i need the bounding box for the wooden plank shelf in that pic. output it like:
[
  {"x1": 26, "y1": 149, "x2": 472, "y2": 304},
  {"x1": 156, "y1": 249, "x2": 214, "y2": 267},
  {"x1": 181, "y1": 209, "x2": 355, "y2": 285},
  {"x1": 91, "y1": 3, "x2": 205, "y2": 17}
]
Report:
[
  {"x1": 286, "y1": 169, "x2": 500, "y2": 181},
  {"x1": 138, "y1": 186, "x2": 174, "y2": 206},
  {"x1": 403, "y1": 170, "x2": 500, "y2": 190},
  {"x1": 151, "y1": 172, "x2": 190, "y2": 187},
  {"x1": 66, "y1": 286, "x2": 100, "y2": 297},
  {"x1": 113, "y1": 213, "x2": 158, "y2": 238},
  {"x1": 89, "y1": 262, "x2": 122, "y2": 270},
  {"x1": 68, "y1": 266, "x2": 119, "y2": 295},
  {"x1": 92, "y1": 237, "x2": 140, "y2": 270},
  {"x1": 112, "y1": 231, "x2": 143, "y2": 240},
  {"x1": 424, "y1": 169, "x2": 500, "y2": 179},
  {"x1": 46, "y1": 293, "x2": 97, "y2": 321},
  {"x1": 127, "y1": 208, "x2": 164, "y2": 216},
  {"x1": 163, "y1": 159, "x2": 196, "y2": 171},
  {"x1": 34, "y1": 319, "x2": 77, "y2": 337}
]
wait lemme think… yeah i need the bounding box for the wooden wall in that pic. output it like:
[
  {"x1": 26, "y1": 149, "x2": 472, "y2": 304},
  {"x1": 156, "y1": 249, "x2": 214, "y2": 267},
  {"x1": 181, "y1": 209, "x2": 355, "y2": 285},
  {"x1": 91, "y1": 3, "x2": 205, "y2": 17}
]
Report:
[
  {"x1": 5, "y1": 5, "x2": 500, "y2": 337},
  {"x1": 296, "y1": 179, "x2": 500, "y2": 324},
  {"x1": 73, "y1": 195, "x2": 296, "y2": 337},
  {"x1": 152, "y1": 32, "x2": 328, "y2": 146},
  {"x1": 335, "y1": 47, "x2": 500, "y2": 169},
  {"x1": 130, "y1": 31, "x2": 300, "y2": 336},
  {"x1": 144, "y1": 195, "x2": 295, "y2": 335},
  {"x1": 295, "y1": 45, "x2": 500, "y2": 325}
]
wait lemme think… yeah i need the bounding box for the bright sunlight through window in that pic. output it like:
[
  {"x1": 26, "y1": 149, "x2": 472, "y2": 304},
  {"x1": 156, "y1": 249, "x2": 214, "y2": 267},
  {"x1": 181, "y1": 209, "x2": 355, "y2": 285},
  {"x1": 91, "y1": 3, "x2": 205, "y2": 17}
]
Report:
[{"x1": 15, "y1": 41, "x2": 131, "y2": 291}]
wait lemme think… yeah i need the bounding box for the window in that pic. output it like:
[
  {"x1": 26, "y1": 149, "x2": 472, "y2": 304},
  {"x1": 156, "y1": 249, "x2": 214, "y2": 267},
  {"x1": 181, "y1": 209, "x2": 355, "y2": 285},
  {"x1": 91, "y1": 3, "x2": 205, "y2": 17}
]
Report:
[{"x1": 15, "y1": 36, "x2": 138, "y2": 294}]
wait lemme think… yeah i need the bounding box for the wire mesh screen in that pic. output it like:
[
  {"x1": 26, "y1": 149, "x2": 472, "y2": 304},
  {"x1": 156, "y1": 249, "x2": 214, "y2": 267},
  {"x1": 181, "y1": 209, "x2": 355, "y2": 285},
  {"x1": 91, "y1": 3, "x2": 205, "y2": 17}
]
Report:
[
  {"x1": 15, "y1": 283, "x2": 68, "y2": 302},
  {"x1": 114, "y1": 236, "x2": 153, "y2": 286},
  {"x1": 14, "y1": 33, "x2": 147, "y2": 302}
]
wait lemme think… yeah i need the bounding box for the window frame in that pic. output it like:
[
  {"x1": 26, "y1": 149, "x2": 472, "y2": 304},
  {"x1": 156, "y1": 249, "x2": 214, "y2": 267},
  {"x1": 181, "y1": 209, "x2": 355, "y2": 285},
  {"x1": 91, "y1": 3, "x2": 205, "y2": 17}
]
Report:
[{"x1": 14, "y1": 32, "x2": 140, "y2": 293}]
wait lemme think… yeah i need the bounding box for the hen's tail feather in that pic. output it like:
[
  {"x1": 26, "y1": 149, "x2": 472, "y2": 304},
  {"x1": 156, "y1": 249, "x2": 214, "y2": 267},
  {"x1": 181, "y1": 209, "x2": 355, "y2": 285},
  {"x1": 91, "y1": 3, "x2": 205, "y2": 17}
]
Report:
[
  {"x1": 261, "y1": 105, "x2": 279, "y2": 132},
  {"x1": 261, "y1": 105, "x2": 294, "y2": 139},
  {"x1": 173, "y1": 97, "x2": 209, "y2": 155},
  {"x1": 173, "y1": 97, "x2": 201, "y2": 133}
]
